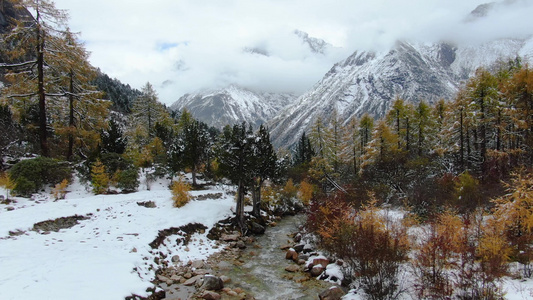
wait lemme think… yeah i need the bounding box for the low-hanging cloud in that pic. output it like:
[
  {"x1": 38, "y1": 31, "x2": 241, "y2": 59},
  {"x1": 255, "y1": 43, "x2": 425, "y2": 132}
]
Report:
[{"x1": 54, "y1": 0, "x2": 532, "y2": 105}]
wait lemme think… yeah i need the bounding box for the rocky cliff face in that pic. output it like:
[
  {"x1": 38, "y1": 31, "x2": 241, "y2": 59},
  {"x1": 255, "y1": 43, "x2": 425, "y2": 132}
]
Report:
[{"x1": 268, "y1": 38, "x2": 533, "y2": 148}]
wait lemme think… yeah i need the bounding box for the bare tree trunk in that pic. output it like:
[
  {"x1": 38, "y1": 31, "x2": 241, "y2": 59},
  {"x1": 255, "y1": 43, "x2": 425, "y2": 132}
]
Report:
[
  {"x1": 67, "y1": 71, "x2": 74, "y2": 161},
  {"x1": 37, "y1": 17, "x2": 49, "y2": 157}
]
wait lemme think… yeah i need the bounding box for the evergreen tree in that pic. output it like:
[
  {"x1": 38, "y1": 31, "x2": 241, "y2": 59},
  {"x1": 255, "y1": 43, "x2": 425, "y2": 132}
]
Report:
[
  {"x1": 250, "y1": 124, "x2": 277, "y2": 218},
  {"x1": 100, "y1": 117, "x2": 127, "y2": 154},
  {"x1": 180, "y1": 117, "x2": 210, "y2": 186},
  {"x1": 217, "y1": 122, "x2": 254, "y2": 229},
  {"x1": 293, "y1": 132, "x2": 314, "y2": 166}
]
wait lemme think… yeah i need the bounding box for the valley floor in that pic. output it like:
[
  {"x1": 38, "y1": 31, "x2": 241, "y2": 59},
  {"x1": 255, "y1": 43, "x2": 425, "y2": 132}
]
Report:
[{"x1": 0, "y1": 176, "x2": 235, "y2": 300}]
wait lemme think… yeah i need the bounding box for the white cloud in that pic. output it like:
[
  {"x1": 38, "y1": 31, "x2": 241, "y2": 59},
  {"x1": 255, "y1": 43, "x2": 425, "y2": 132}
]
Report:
[{"x1": 53, "y1": 0, "x2": 531, "y2": 105}]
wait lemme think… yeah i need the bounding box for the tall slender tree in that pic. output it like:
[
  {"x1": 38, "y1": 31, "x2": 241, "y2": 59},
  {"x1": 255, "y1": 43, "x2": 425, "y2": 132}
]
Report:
[{"x1": 1, "y1": 0, "x2": 68, "y2": 156}]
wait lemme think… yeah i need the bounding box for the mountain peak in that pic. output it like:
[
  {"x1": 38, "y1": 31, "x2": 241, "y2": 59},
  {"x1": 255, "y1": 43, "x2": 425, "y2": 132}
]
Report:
[{"x1": 170, "y1": 85, "x2": 296, "y2": 128}]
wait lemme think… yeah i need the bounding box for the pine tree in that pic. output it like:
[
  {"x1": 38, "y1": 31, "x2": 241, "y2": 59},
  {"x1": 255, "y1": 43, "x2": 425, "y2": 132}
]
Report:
[
  {"x1": 180, "y1": 116, "x2": 210, "y2": 186},
  {"x1": 217, "y1": 122, "x2": 255, "y2": 229},
  {"x1": 250, "y1": 124, "x2": 277, "y2": 217}
]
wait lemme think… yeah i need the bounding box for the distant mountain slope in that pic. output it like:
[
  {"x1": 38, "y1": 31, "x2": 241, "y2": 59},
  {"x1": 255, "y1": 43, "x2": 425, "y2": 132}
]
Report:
[
  {"x1": 170, "y1": 85, "x2": 296, "y2": 128},
  {"x1": 269, "y1": 38, "x2": 533, "y2": 148}
]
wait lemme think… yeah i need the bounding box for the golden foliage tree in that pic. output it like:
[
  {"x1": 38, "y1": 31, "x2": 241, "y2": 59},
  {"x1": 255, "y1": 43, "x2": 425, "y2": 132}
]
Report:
[
  {"x1": 91, "y1": 159, "x2": 109, "y2": 195},
  {"x1": 171, "y1": 177, "x2": 192, "y2": 208}
]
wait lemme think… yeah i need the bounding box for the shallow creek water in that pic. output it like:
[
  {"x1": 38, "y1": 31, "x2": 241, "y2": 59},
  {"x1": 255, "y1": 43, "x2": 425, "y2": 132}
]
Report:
[{"x1": 221, "y1": 214, "x2": 334, "y2": 299}]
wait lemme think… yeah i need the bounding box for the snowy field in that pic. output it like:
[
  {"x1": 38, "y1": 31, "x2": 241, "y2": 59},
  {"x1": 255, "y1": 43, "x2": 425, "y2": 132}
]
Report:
[{"x1": 0, "y1": 175, "x2": 235, "y2": 300}]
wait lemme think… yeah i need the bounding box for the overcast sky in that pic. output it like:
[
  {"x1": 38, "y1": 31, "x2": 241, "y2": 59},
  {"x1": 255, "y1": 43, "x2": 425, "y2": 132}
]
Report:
[{"x1": 52, "y1": 0, "x2": 533, "y2": 105}]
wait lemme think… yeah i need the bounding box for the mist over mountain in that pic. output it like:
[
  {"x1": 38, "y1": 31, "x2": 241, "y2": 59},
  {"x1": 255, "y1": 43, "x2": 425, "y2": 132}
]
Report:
[
  {"x1": 268, "y1": 36, "x2": 532, "y2": 148},
  {"x1": 170, "y1": 85, "x2": 296, "y2": 128}
]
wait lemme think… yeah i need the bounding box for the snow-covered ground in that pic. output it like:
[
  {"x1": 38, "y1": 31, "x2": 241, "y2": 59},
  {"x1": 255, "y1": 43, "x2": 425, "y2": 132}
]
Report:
[{"x1": 0, "y1": 175, "x2": 236, "y2": 300}]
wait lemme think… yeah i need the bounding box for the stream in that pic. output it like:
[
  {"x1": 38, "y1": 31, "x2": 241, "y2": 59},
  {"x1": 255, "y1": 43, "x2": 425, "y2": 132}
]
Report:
[{"x1": 221, "y1": 214, "x2": 334, "y2": 299}]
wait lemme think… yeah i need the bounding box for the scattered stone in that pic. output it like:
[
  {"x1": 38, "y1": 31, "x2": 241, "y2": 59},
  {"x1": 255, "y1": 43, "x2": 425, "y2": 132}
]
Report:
[
  {"x1": 171, "y1": 255, "x2": 180, "y2": 263},
  {"x1": 6, "y1": 206, "x2": 14, "y2": 211},
  {"x1": 201, "y1": 275, "x2": 224, "y2": 291},
  {"x1": 183, "y1": 275, "x2": 201, "y2": 286},
  {"x1": 191, "y1": 259, "x2": 206, "y2": 269},
  {"x1": 221, "y1": 233, "x2": 240, "y2": 242},
  {"x1": 280, "y1": 244, "x2": 292, "y2": 250},
  {"x1": 319, "y1": 286, "x2": 345, "y2": 300},
  {"x1": 219, "y1": 275, "x2": 231, "y2": 284},
  {"x1": 32, "y1": 215, "x2": 90, "y2": 232},
  {"x1": 310, "y1": 265, "x2": 325, "y2": 277},
  {"x1": 297, "y1": 259, "x2": 306, "y2": 265},
  {"x1": 130, "y1": 247, "x2": 137, "y2": 253},
  {"x1": 195, "y1": 193, "x2": 223, "y2": 201},
  {"x1": 236, "y1": 241, "x2": 246, "y2": 249},
  {"x1": 8, "y1": 230, "x2": 25, "y2": 236},
  {"x1": 285, "y1": 264, "x2": 300, "y2": 273},
  {"x1": 149, "y1": 223, "x2": 208, "y2": 249},
  {"x1": 193, "y1": 269, "x2": 210, "y2": 276},
  {"x1": 170, "y1": 275, "x2": 182, "y2": 282},
  {"x1": 136, "y1": 201, "x2": 156, "y2": 208},
  {"x1": 183, "y1": 272, "x2": 193, "y2": 279},
  {"x1": 201, "y1": 291, "x2": 221, "y2": 300}
]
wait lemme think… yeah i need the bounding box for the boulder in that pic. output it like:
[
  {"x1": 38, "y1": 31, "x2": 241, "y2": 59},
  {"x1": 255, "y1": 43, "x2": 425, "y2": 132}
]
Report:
[
  {"x1": 201, "y1": 275, "x2": 224, "y2": 291},
  {"x1": 285, "y1": 249, "x2": 298, "y2": 261},
  {"x1": 293, "y1": 244, "x2": 305, "y2": 253},
  {"x1": 250, "y1": 222, "x2": 266, "y2": 234},
  {"x1": 310, "y1": 265, "x2": 325, "y2": 277},
  {"x1": 319, "y1": 286, "x2": 345, "y2": 300},
  {"x1": 313, "y1": 257, "x2": 330, "y2": 268}
]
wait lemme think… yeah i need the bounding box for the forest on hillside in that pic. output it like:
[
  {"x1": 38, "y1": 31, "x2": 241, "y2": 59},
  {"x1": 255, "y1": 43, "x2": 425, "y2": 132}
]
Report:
[{"x1": 1, "y1": 1, "x2": 533, "y2": 299}]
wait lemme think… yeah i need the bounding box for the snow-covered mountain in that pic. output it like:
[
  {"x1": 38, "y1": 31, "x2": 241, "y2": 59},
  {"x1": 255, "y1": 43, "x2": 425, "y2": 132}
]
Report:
[
  {"x1": 268, "y1": 37, "x2": 533, "y2": 148},
  {"x1": 170, "y1": 85, "x2": 296, "y2": 128}
]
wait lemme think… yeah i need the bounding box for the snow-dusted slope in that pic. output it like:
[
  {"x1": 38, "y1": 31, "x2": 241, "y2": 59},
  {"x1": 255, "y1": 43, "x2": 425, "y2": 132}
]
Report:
[
  {"x1": 170, "y1": 85, "x2": 296, "y2": 128},
  {"x1": 269, "y1": 37, "x2": 533, "y2": 148}
]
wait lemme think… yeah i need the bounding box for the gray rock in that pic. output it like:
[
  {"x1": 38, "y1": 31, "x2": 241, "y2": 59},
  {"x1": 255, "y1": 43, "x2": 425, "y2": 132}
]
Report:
[
  {"x1": 293, "y1": 244, "x2": 305, "y2": 253},
  {"x1": 183, "y1": 275, "x2": 202, "y2": 286},
  {"x1": 250, "y1": 222, "x2": 265, "y2": 234},
  {"x1": 191, "y1": 259, "x2": 206, "y2": 269},
  {"x1": 236, "y1": 241, "x2": 246, "y2": 249},
  {"x1": 201, "y1": 275, "x2": 224, "y2": 291},
  {"x1": 221, "y1": 233, "x2": 240, "y2": 242},
  {"x1": 171, "y1": 255, "x2": 180, "y2": 263}
]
